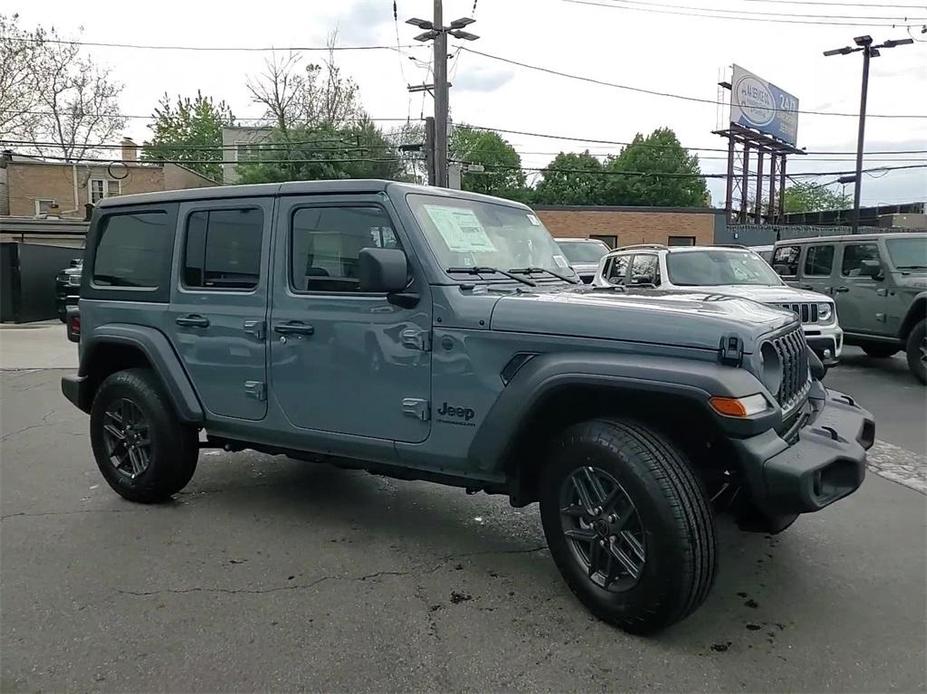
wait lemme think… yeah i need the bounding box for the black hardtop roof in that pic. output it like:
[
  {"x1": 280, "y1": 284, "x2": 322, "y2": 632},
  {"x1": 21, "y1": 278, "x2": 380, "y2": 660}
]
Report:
[
  {"x1": 95, "y1": 179, "x2": 533, "y2": 210},
  {"x1": 775, "y1": 232, "x2": 926, "y2": 245}
]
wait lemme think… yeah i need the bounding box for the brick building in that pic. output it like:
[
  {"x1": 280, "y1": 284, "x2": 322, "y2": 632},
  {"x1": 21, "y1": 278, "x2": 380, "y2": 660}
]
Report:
[
  {"x1": 0, "y1": 138, "x2": 216, "y2": 219},
  {"x1": 534, "y1": 205, "x2": 725, "y2": 248}
]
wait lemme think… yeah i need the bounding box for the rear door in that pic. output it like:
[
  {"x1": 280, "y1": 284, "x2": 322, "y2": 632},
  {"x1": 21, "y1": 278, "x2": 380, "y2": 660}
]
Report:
[
  {"x1": 771, "y1": 244, "x2": 801, "y2": 288},
  {"x1": 834, "y1": 241, "x2": 888, "y2": 336},
  {"x1": 167, "y1": 198, "x2": 272, "y2": 421},
  {"x1": 799, "y1": 242, "x2": 836, "y2": 296}
]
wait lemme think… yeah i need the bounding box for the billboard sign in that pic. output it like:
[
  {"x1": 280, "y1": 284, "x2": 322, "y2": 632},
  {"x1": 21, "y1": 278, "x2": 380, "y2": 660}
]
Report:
[{"x1": 730, "y1": 65, "x2": 799, "y2": 146}]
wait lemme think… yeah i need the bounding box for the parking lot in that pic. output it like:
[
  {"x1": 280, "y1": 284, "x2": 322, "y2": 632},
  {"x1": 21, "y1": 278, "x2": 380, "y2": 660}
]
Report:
[{"x1": 1, "y1": 325, "x2": 925, "y2": 692}]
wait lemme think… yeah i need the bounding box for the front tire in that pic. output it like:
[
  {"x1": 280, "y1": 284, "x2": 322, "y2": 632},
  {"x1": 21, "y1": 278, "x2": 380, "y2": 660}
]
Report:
[
  {"x1": 539, "y1": 418, "x2": 716, "y2": 635},
  {"x1": 90, "y1": 368, "x2": 198, "y2": 503},
  {"x1": 906, "y1": 319, "x2": 926, "y2": 384}
]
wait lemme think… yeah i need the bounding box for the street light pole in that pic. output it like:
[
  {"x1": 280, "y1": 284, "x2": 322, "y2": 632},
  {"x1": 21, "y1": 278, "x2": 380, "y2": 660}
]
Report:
[
  {"x1": 407, "y1": 4, "x2": 479, "y2": 189},
  {"x1": 433, "y1": 0, "x2": 448, "y2": 188},
  {"x1": 824, "y1": 35, "x2": 913, "y2": 233}
]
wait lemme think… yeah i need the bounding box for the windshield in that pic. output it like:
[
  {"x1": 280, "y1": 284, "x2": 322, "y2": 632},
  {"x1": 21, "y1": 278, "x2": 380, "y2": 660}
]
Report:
[
  {"x1": 557, "y1": 240, "x2": 609, "y2": 264},
  {"x1": 666, "y1": 249, "x2": 783, "y2": 286},
  {"x1": 886, "y1": 237, "x2": 927, "y2": 270},
  {"x1": 407, "y1": 194, "x2": 573, "y2": 277}
]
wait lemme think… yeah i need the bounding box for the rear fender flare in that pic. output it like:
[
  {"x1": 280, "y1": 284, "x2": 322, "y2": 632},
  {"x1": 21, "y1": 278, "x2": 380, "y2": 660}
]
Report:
[{"x1": 80, "y1": 324, "x2": 204, "y2": 423}]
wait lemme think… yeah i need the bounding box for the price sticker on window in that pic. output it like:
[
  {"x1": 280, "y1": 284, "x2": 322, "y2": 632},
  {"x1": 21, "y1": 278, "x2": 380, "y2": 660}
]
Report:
[{"x1": 424, "y1": 205, "x2": 497, "y2": 253}]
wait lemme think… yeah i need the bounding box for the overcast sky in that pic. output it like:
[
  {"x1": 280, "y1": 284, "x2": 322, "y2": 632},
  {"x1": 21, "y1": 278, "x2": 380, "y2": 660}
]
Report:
[{"x1": 13, "y1": 0, "x2": 927, "y2": 206}]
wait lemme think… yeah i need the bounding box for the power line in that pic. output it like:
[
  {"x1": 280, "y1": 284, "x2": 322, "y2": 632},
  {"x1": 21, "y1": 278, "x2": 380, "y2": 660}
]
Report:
[
  {"x1": 563, "y1": 0, "x2": 925, "y2": 27},
  {"x1": 464, "y1": 124, "x2": 927, "y2": 155},
  {"x1": 568, "y1": 0, "x2": 926, "y2": 22},
  {"x1": 0, "y1": 110, "x2": 413, "y2": 122},
  {"x1": 9, "y1": 152, "x2": 416, "y2": 166},
  {"x1": 742, "y1": 0, "x2": 927, "y2": 9},
  {"x1": 2, "y1": 36, "x2": 426, "y2": 52},
  {"x1": 459, "y1": 48, "x2": 927, "y2": 119},
  {"x1": 454, "y1": 160, "x2": 927, "y2": 178}
]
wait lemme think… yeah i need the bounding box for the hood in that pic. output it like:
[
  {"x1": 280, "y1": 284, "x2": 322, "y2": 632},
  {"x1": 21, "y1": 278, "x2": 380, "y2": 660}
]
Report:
[
  {"x1": 490, "y1": 286, "x2": 796, "y2": 352},
  {"x1": 689, "y1": 284, "x2": 832, "y2": 304}
]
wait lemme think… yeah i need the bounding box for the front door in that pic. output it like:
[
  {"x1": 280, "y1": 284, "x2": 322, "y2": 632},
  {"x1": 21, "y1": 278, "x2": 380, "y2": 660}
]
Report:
[
  {"x1": 269, "y1": 196, "x2": 432, "y2": 443},
  {"x1": 167, "y1": 199, "x2": 272, "y2": 420},
  {"x1": 833, "y1": 241, "x2": 891, "y2": 337}
]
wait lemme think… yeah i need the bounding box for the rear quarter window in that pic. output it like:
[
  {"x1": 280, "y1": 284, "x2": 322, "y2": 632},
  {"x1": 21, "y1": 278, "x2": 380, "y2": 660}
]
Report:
[{"x1": 83, "y1": 204, "x2": 178, "y2": 303}]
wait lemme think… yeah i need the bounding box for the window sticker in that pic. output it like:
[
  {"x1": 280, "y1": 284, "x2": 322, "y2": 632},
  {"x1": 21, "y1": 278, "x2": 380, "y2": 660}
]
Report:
[
  {"x1": 424, "y1": 205, "x2": 496, "y2": 253},
  {"x1": 553, "y1": 254, "x2": 570, "y2": 269},
  {"x1": 526, "y1": 213, "x2": 541, "y2": 226}
]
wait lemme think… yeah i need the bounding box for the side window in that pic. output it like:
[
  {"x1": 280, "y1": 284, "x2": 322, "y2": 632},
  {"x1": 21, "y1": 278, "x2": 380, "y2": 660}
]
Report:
[
  {"x1": 606, "y1": 255, "x2": 630, "y2": 284},
  {"x1": 629, "y1": 254, "x2": 660, "y2": 286},
  {"x1": 92, "y1": 210, "x2": 171, "y2": 288},
  {"x1": 803, "y1": 244, "x2": 835, "y2": 277},
  {"x1": 771, "y1": 245, "x2": 800, "y2": 277},
  {"x1": 290, "y1": 206, "x2": 398, "y2": 293},
  {"x1": 183, "y1": 208, "x2": 263, "y2": 290},
  {"x1": 841, "y1": 243, "x2": 882, "y2": 277}
]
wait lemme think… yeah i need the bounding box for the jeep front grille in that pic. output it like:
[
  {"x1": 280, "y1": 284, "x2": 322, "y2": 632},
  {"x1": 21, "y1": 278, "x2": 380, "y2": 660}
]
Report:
[
  {"x1": 773, "y1": 302, "x2": 821, "y2": 324},
  {"x1": 769, "y1": 327, "x2": 811, "y2": 411}
]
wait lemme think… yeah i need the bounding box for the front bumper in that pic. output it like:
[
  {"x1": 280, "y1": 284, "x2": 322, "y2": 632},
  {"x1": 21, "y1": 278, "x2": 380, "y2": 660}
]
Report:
[
  {"x1": 732, "y1": 388, "x2": 874, "y2": 515},
  {"x1": 804, "y1": 325, "x2": 843, "y2": 365}
]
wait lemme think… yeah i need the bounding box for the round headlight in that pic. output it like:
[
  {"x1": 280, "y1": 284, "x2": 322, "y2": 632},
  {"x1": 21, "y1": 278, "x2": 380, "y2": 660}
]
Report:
[
  {"x1": 760, "y1": 341, "x2": 783, "y2": 395},
  {"x1": 817, "y1": 302, "x2": 833, "y2": 322}
]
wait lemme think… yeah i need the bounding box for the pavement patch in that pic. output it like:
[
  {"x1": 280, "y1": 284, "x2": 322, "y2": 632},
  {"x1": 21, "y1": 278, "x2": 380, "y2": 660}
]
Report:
[{"x1": 867, "y1": 439, "x2": 927, "y2": 494}]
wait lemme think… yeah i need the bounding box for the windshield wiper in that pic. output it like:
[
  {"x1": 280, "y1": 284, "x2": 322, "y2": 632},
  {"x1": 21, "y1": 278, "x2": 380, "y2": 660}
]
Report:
[
  {"x1": 508, "y1": 266, "x2": 580, "y2": 284},
  {"x1": 445, "y1": 266, "x2": 536, "y2": 287}
]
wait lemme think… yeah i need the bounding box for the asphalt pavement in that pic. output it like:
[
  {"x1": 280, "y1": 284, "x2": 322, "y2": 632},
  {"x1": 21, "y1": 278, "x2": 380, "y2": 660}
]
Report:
[{"x1": 1, "y1": 330, "x2": 925, "y2": 692}]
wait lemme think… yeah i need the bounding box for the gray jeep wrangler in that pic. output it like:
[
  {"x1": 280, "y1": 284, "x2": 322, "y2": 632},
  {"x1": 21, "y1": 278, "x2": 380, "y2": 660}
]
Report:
[{"x1": 62, "y1": 180, "x2": 875, "y2": 634}]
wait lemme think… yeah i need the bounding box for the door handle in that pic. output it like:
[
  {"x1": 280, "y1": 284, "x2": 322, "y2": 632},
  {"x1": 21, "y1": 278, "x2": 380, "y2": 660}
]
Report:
[
  {"x1": 833, "y1": 286, "x2": 850, "y2": 293},
  {"x1": 274, "y1": 321, "x2": 315, "y2": 336},
  {"x1": 176, "y1": 314, "x2": 210, "y2": 328}
]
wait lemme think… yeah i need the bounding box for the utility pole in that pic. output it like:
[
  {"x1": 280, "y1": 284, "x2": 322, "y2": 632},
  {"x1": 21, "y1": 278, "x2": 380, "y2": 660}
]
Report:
[
  {"x1": 824, "y1": 35, "x2": 913, "y2": 233},
  {"x1": 407, "y1": 3, "x2": 479, "y2": 188}
]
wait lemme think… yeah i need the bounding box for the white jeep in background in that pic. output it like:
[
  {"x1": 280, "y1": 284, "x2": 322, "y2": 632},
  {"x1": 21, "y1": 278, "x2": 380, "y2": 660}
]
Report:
[{"x1": 593, "y1": 244, "x2": 844, "y2": 365}]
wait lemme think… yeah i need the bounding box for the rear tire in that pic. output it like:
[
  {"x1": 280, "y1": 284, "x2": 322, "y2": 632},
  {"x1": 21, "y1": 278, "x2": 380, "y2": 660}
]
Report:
[
  {"x1": 905, "y1": 319, "x2": 926, "y2": 385},
  {"x1": 539, "y1": 418, "x2": 716, "y2": 635},
  {"x1": 90, "y1": 368, "x2": 198, "y2": 503},
  {"x1": 862, "y1": 344, "x2": 899, "y2": 358}
]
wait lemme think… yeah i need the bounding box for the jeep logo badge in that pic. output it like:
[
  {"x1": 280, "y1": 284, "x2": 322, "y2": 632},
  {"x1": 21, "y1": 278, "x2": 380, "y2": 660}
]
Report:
[{"x1": 437, "y1": 401, "x2": 475, "y2": 424}]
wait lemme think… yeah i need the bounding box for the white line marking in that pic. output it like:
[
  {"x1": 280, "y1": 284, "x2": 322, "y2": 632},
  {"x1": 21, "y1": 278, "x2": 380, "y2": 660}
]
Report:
[{"x1": 867, "y1": 439, "x2": 927, "y2": 494}]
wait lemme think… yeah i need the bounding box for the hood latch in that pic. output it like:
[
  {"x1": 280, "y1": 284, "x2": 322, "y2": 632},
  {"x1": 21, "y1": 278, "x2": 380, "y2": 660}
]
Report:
[{"x1": 718, "y1": 335, "x2": 744, "y2": 367}]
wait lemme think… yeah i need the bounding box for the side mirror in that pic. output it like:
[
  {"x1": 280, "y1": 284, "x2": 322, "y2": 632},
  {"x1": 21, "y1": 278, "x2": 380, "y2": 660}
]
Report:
[
  {"x1": 358, "y1": 247, "x2": 410, "y2": 293},
  {"x1": 860, "y1": 259, "x2": 884, "y2": 280}
]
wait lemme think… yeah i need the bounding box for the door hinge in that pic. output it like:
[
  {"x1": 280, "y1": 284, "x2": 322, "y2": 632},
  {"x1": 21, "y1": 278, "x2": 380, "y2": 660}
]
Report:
[
  {"x1": 243, "y1": 320, "x2": 266, "y2": 341},
  {"x1": 244, "y1": 381, "x2": 266, "y2": 401},
  {"x1": 402, "y1": 398, "x2": 430, "y2": 421},
  {"x1": 400, "y1": 327, "x2": 431, "y2": 352}
]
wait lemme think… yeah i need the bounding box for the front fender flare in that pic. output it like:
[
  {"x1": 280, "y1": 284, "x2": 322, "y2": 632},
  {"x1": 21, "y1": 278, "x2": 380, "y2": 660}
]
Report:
[
  {"x1": 80, "y1": 324, "x2": 204, "y2": 423},
  {"x1": 468, "y1": 351, "x2": 774, "y2": 473}
]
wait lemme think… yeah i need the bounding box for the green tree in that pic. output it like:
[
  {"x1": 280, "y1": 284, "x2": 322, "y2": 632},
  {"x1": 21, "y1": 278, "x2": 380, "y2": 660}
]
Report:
[
  {"x1": 534, "y1": 151, "x2": 607, "y2": 205},
  {"x1": 235, "y1": 119, "x2": 404, "y2": 184},
  {"x1": 142, "y1": 91, "x2": 235, "y2": 181},
  {"x1": 450, "y1": 126, "x2": 526, "y2": 199},
  {"x1": 604, "y1": 128, "x2": 709, "y2": 207},
  {"x1": 782, "y1": 181, "x2": 852, "y2": 213}
]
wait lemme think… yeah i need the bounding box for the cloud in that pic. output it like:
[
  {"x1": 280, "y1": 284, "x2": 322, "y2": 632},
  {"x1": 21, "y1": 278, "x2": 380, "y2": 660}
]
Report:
[
  {"x1": 326, "y1": 0, "x2": 394, "y2": 45},
  {"x1": 453, "y1": 66, "x2": 515, "y2": 93}
]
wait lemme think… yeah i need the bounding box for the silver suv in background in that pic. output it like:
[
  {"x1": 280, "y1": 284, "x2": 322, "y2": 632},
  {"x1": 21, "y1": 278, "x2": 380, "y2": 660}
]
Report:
[
  {"x1": 772, "y1": 233, "x2": 926, "y2": 383},
  {"x1": 593, "y1": 244, "x2": 844, "y2": 365},
  {"x1": 554, "y1": 237, "x2": 610, "y2": 283}
]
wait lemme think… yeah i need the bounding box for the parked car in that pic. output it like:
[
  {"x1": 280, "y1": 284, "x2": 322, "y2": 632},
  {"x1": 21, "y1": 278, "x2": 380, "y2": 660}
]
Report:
[
  {"x1": 592, "y1": 244, "x2": 844, "y2": 366},
  {"x1": 54, "y1": 259, "x2": 82, "y2": 322},
  {"x1": 771, "y1": 233, "x2": 926, "y2": 384},
  {"x1": 62, "y1": 180, "x2": 873, "y2": 634},
  {"x1": 554, "y1": 237, "x2": 610, "y2": 283}
]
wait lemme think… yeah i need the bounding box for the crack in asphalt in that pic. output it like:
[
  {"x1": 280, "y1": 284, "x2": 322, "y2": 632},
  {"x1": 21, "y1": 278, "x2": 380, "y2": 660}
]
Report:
[
  {"x1": 114, "y1": 546, "x2": 548, "y2": 598},
  {"x1": 0, "y1": 410, "x2": 58, "y2": 442},
  {"x1": 0, "y1": 507, "x2": 145, "y2": 521}
]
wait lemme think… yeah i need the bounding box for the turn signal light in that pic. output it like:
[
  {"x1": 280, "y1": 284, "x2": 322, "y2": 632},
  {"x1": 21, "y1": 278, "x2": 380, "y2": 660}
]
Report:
[{"x1": 709, "y1": 394, "x2": 769, "y2": 418}]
